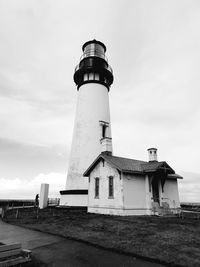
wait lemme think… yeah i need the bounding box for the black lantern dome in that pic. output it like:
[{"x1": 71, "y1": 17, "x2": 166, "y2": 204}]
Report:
[{"x1": 74, "y1": 40, "x2": 114, "y2": 90}]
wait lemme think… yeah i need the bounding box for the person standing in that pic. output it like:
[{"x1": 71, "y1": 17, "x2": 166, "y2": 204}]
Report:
[{"x1": 35, "y1": 194, "x2": 39, "y2": 207}]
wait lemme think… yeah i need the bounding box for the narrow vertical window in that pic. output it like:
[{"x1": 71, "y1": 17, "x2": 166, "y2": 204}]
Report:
[
  {"x1": 108, "y1": 176, "x2": 114, "y2": 198},
  {"x1": 95, "y1": 178, "x2": 99, "y2": 198},
  {"x1": 99, "y1": 121, "x2": 109, "y2": 139},
  {"x1": 94, "y1": 73, "x2": 99, "y2": 80},
  {"x1": 83, "y1": 74, "x2": 88, "y2": 81},
  {"x1": 102, "y1": 124, "x2": 107, "y2": 138},
  {"x1": 89, "y1": 73, "x2": 94, "y2": 80}
]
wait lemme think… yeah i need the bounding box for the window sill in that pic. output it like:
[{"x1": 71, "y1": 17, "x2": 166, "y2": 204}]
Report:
[{"x1": 108, "y1": 196, "x2": 114, "y2": 199}]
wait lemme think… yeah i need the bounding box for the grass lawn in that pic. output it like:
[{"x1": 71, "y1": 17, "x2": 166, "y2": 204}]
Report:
[
  {"x1": 23, "y1": 256, "x2": 47, "y2": 267},
  {"x1": 4, "y1": 207, "x2": 200, "y2": 267}
]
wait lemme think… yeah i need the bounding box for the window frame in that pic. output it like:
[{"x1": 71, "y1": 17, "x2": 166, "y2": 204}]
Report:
[
  {"x1": 95, "y1": 177, "x2": 100, "y2": 198},
  {"x1": 99, "y1": 120, "x2": 109, "y2": 139},
  {"x1": 108, "y1": 176, "x2": 114, "y2": 198},
  {"x1": 102, "y1": 124, "x2": 107, "y2": 138}
]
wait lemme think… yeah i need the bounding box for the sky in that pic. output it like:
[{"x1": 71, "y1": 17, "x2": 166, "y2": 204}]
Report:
[{"x1": 0, "y1": 0, "x2": 199, "y2": 202}]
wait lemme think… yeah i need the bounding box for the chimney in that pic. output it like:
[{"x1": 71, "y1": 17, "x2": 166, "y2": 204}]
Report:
[{"x1": 147, "y1": 148, "x2": 158, "y2": 162}]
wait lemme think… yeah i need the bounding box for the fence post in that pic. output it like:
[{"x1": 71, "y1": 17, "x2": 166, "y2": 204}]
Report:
[
  {"x1": 1, "y1": 205, "x2": 9, "y2": 219},
  {"x1": 1, "y1": 207, "x2": 5, "y2": 219},
  {"x1": 16, "y1": 209, "x2": 19, "y2": 219},
  {"x1": 36, "y1": 208, "x2": 39, "y2": 219}
]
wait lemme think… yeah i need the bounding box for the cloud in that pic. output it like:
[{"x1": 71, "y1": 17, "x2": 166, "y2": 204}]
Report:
[
  {"x1": 0, "y1": 170, "x2": 198, "y2": 203},
  {"x1": 0, "y1": 0, "x2": 200, "y2": 203},
  {"x1": 178, "y1": 171, "x2": 200, "y2": 202},
  {"x1": 0, "y1": 96, "x2": 74, "y2": 147},
  {"x1": 0, "y1": 137, "x2": 68, "y2": 180},
  {"x1": 0, "y1": 172, "x2": 66, "y2": 199}
]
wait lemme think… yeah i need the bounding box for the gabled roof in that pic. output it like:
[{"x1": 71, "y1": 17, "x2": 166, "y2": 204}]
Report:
[
  {"x1": 83, "y1": 153, "x2": 177, "y2": 177},
  {"x1": 101, "y1": 154, "x2": 146, "y2": 173},
  {"x1": 141, "y1": 161, "x2": 174, "y2": 173}
]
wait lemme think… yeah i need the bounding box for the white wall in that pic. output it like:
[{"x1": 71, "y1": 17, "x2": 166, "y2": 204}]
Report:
[
  {"x1": 66, "y1": 83, "x2": 112, "y2": 190},
  {"x1": 88, "y1": 160, "x2": 123, "y2": 215},
  {"x1": 123, "y1": 173, "x2": 146, "y2": 208},
  {"x1": 145, "y1": 175, "x2": 153, "y2": 215},
  {"x1": 59, "y1": 194, "x2": 88, "y2": 206},
  {"x1": 161, "y1": 179, "x2": 180, "y2": 208}
]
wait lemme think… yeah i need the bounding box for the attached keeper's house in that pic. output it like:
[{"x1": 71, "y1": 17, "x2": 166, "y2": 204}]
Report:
[{"x1": 83, "y1": 148, "x2": 182, "y2": 216}]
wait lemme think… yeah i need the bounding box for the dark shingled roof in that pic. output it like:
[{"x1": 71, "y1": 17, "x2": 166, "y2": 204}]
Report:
[
  {"x1": 83, "y1": 153, "x2": 178, "y2": 177},
  {"x1": 102, "y1": 154, "x2": 146, "y2": 172},
  {"x1": 141, "y1": 161, "x2": 167, "y2": 172}
]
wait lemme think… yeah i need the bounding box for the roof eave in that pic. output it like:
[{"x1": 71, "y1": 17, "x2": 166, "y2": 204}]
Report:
[
  {"x1": 167, "y1": 173, "x2": 183, "y2": 179},
  {"x1": 83, "y1": 154, "x2": 102, "y2": 177},
  {"x1": 83, "y1": 153, "x2": 123, "y2": 177},
  {"x1": 122, "y1": 170, "x2": 144, "y2": 175}
]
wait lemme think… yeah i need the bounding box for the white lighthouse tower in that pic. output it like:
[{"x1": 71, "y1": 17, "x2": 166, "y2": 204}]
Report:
[{"x1": 60, "y1": 40, "x2": 114, "y2": 206}]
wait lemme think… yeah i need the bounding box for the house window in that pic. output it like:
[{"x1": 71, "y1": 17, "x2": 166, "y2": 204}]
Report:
[
  {"x1": 95, "y1": 177, "x2": 99, "y2": 198},
  {"x1": 108, "y1": 176, "x2": 114, "y2": 198}
]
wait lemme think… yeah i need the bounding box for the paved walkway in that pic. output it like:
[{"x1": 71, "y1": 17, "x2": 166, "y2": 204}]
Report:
[
  {"x1": 0, "y1": 219, "x2": 166, "y2": 267},
  {"x1": 0, "y1": 219, "x2": 63, "y2": 250}
]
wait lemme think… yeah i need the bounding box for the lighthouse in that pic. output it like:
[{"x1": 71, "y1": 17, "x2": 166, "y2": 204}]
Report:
[{"x1": 60, "y1": 40, "x2": 114, "y2": 206}]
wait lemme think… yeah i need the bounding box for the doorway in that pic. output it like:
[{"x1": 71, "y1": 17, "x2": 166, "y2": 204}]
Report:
[{"x1": 152, "y1": 178, "x2": 160, "y2": 204}]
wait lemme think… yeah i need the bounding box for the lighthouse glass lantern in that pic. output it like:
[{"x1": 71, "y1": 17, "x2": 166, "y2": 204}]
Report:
[{"x1": 74, "y1": 40, "x2": 113, "y2": 89}]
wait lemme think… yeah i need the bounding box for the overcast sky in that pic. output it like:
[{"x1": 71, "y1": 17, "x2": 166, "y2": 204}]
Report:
[{"x1": 0, "y1": 0, "x2": 199, "y2": 202}]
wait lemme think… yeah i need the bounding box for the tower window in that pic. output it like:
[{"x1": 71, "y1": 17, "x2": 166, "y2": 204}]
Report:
[
  {"x1": 95, "y1": 177, "x2": 99, "y2": 198},
  {"x1": 99, "y1": 121, "x2": 109, "y2": 139},
  {"x1": 94, "y1": 73, "x2": 99, "y2": 80},
  {"x1": 84, "y1": 73, "x2": 89, "y2": 81},
  {"x1": 108, "y1": 176, "x2": 114, "y2": 198},
  {"x1": 102, "y1": 124, "x2": 107, "y2": 138},
  {"x1": 89, "y1": 73, "x2": 94, "y2": 80}
]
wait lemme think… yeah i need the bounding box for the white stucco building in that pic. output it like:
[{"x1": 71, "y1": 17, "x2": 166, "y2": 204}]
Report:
[{"x1": 83, "y1": 148, "x2": 182, "y2": 216}]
